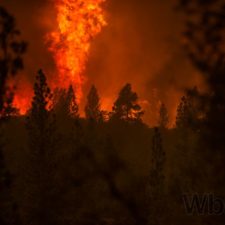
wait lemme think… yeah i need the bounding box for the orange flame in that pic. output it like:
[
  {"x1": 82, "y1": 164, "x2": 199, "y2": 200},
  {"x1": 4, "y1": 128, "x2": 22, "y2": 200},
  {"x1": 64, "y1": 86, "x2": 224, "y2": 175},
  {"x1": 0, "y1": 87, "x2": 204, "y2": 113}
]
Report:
[
  {"x1": 46, "y1": 0, "x2": 107, "y2": 101},
  {"x1": 10, "y1": 77, "x2": 33, "y2": 115},
  {"x1": 9, "y1": 0, "x2": 107, "y2": 115}
]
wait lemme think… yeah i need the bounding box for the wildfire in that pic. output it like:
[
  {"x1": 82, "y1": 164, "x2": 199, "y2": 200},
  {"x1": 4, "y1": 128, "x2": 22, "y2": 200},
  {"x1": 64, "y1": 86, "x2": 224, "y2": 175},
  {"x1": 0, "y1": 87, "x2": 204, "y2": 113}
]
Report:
[
  {"x1": 46, "y1": 0, "x2": 107, "y2": 101},
  {"x1": 10, "y1": 77, "x2": 33, "y2": 115},
  {"x1": 9, "y1": 0, "x2": 107, "y2": 115}
]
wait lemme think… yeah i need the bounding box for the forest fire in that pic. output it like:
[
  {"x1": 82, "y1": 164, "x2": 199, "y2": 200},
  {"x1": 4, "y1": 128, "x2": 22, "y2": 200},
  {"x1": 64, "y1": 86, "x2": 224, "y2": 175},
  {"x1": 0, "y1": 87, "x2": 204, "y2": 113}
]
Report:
[
  {"x1": 2, "y1": 0, "x2": 206, "y2": 126},
  {"x1": 12, "y1": 79, "x2": 33, "y2": 115},
  {"x1": 46, "y1": 0, "x2": 107, "y2": 101},
  {"x1": 10, "y1": 0, "x2": 107, "y2": 115},
  {"x1": 1, "y1": 2, "x2": 225, "y2": 224}
]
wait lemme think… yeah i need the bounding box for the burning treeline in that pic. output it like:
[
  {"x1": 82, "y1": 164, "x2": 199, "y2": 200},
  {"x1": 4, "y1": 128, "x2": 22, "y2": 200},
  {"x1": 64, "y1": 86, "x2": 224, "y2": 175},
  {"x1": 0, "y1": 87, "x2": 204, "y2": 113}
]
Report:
[
  {"x1": 11, "y1": 0, "x2": 107, "y2": 114},
  {"x1": 4, "y1": 0, "x2": 206, "y2": 126}
]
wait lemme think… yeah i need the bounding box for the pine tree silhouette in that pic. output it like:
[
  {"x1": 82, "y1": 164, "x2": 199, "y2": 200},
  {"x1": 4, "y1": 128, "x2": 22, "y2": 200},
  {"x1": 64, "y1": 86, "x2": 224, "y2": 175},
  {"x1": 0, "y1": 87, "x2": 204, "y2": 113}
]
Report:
[
  {"x1": 111, "y1": 83, "x2": 144, "y2": 122},
  {"x1": 178, "y1": 0, "x2": 225, "y2": 148},
  {"x1": 158, "y1": 103, "x2": 169, "y2": 129},
  {"x1": 52, "y1": 88, "x2": 66, "y2": 115},
  {"x1": 176, "y1": 88, "x2": 202, "y2": 130},
  {"x1": 25, "y1": 70, "x2": 59, "y2": 225},
  {"x1": 29, "y1": 69, "x2": 52, "y2": 121},
  {"x1": 150, "y1": 128, "x2": 165, "y2": 196},
  {"x1": 176, "y1": 96, "x2": 190, "y2": 129},
  {"x1": 0, "y1": 7, "x2": 25, "y2": 224},
  {"x1": 67, "y1": 85, "x2": 79, "y2": 118},
  {"x1": 85, "y1": 85, "x2": 103, "y2": 122},
  {"x1": 26, "y1": 69, "x2": 55, "y2": 153},
  {"x1": 148, "y1": 128, "x2": 166, "y2": 225},
  {"x1": 53, "y1": 85, "x2": 79, "y2": 119}
]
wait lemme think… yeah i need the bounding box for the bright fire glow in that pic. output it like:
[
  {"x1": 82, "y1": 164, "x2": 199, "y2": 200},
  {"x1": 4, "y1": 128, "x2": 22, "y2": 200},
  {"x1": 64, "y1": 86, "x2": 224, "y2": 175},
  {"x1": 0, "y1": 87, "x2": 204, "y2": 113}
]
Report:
[
  {"x1": 46, "y1": 0, "x2": 107, "y2": 101},
  {"x1": 10, "y1": 0, "x2": 107, "y2": 115}
]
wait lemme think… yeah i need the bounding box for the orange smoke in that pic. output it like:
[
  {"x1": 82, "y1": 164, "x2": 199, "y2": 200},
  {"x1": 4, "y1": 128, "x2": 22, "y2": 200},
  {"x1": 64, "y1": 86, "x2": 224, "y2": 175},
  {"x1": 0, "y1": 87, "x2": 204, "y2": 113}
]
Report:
[{"x1": 46, "y1": 0, "x2": 107, "y2": 101}]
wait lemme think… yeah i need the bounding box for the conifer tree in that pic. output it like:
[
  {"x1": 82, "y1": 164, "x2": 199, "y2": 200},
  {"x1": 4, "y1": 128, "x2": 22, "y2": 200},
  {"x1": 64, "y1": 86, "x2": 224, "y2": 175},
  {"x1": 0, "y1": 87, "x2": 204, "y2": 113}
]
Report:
[
  {"x1": 85, "y1": 85, "x2": 103, "y2": 122},
  {"x1": 111, "y1": 83, "x2": 144, "y2": 122},
  {"x1": 26, "y1": 69, "x2": 54, "y2": 142},
  {"x1": 176, "y1": 96, "x2": 190, "y2": 129},
  {"x1": 158, "y1": 103, "x2": 169, "y2": 129},
  {"x1": 148, "y1": 128, "x2": 166, "y2": 225},
  {"x1": 0, "y1": 7, "x2": 25, "y2": 224},
  {"x1": 176, "y1": 89, "x2": 201, "y2": 130},
  {"x1": 25, "y1": 70, "x2": 59, "y2": 225},
  {"x1": 67, "y1": 85, "x2": 79, "y2": 118},
  {"x1": 53, "y1": 89, "x2": 66, "y2": 118},
  {"x1": 178, "y1": 0, "x2": 225, "y2": 149},
  {"x1": 53, "y1": 85, "x2": 79, "y2": 119},
  {"x1": 149, "y1": 128, "x2": 165, "y2": 196}
]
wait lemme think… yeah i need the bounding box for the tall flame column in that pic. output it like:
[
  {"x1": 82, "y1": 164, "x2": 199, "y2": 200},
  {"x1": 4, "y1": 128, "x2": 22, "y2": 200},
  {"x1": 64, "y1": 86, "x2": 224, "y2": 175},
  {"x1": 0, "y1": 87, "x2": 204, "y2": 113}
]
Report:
[{"x1": 46, "y1": 0, "x2": 107, "y2": 101}]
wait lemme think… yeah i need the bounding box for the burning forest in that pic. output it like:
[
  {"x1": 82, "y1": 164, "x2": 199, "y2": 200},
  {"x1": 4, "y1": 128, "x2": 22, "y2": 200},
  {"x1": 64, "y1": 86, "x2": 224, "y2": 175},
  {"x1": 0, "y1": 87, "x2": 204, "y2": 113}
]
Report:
[{"x1": 0, "y1": 0, "x2": 225, "y2": 225}]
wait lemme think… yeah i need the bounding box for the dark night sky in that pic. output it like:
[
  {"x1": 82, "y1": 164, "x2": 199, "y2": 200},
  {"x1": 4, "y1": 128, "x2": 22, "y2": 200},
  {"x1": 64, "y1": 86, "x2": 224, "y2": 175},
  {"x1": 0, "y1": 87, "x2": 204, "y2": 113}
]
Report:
[{"x1": 1, "y1": 0, "x2": 207, "y2": 125}]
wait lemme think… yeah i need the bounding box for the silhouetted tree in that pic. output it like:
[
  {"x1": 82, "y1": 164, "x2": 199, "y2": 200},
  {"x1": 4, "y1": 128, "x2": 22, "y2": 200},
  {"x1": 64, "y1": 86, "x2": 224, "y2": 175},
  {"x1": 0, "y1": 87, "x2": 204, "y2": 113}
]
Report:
[
  {"x1": 0, "y1": 6, "x2": 27, "y2": 113},
  {"x1": 53, "y1": 85, "x2": 79, "y2": 119},
  {"x1": 178, "y1": 0, "x2": 225, "y2": 149},
  {"x1": 176, "y1": 96, "x2": 190, "y2": 129},
  {"x1": 25, "y1": 70, "x2": 59, "y2": 225},
  {"x1": 147, "y1": 128, "x2": 166, "y2": 225},
  {"x1": 111, "y1": 83, "x2": 144, "y2": 122},
  {"x1": 85, "y1": 85, "x2": 103, "y2": 122},
  {"x1": 52, "y1": 88, "x2": 67, "y2": 115},
  {"x1": 158, "y1": 103, "x2": 169, "y2": 129},
  {"x1": 150, "y1": 128, "x2": 166, "y2": 197},
  {"x1": 178, "y1": 4, "x2": 225, "y2": 224},
  {"x1": 67, "y1": 85, "x2": 79, "y2": 118},
  {"x1": 27, "y1": 69, "x2": 52, "y2": 130},
  {"x1": 0, "y1": 7, "x2": 25, "y2": 224},
  {"x1": 176, "y1": 87, "x2": 203, "y2": 130}
]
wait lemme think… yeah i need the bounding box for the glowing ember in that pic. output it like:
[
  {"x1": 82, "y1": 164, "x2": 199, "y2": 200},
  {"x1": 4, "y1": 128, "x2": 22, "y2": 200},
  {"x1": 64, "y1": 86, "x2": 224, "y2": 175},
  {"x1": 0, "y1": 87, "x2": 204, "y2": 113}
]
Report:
[{"x1": 46, "y1": 0, "x2": 107, "y2": 101}]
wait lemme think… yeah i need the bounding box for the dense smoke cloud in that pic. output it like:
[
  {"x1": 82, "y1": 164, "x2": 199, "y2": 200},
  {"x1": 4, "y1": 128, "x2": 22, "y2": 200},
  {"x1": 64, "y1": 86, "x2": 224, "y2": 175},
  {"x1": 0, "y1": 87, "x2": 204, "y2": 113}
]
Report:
[
  {"x1": 1, "y1": 0, "x2": 207, "y2": 126},
  {"x1": 86, "y1": 0, "x2": 207, "y2": 125}
]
